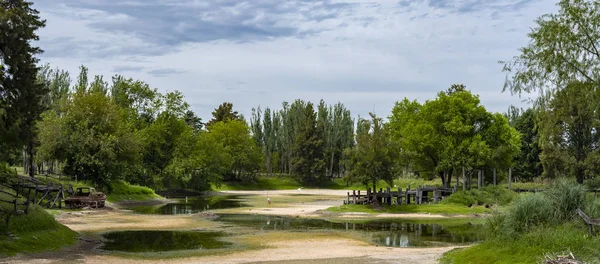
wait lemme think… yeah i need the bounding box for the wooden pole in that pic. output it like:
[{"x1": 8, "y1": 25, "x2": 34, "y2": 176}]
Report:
[
  {"x1": 398, "y1": 188, "x2": 402, "y2": 205},
  {"x1": 462, "y1": 167, "x2": 466, "y2": 191},
  {"x1": 508, "y1": 168, "x2": 512, "y2": 189},
  {"x1": 481, "y1": 169, "x2": 485, "y2": 187},
  {"x1": 477, "y1": 170, "x2": 482, "y2": 189}
]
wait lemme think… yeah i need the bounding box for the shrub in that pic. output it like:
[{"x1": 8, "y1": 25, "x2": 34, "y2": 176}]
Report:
[
  {"x1": 501, "y1": 194, "x2": 553, "y2": 236},
  {"x1": 544, "y1": 179, "x2": 587, "y2": 222},
  {"x1": 442, "y1": 186, "x2": 517, "y2": 207},
  {"x1": 110, "y1": 180, "x2": 155, "y2": 195}
]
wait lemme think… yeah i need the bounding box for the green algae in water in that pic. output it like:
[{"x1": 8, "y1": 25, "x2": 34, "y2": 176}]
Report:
[{"x1": 101, "y1": 230, "x2": 231, "y2": 252}]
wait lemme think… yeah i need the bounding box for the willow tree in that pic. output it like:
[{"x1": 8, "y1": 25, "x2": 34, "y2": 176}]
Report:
[{"x1": 502, "y1": 0, "x2": 600, "y2": 96}]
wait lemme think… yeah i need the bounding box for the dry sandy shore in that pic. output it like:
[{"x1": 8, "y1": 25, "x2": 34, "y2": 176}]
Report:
[{"x1": 3, "y1": 189, "x2": 465, "y2": 264}]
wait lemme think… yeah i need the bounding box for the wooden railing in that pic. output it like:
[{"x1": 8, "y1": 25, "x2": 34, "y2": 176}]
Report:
[{"x1": 575, "y1": 208, "x2": 600, "y2": 235}]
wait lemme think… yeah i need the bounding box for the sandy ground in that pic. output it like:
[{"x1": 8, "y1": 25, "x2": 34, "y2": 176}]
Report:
[
  {"x1": 2, "y1": 189, "x2": 465, "y2": 264},
  {"x1": 5, "y1": 237, "x2": 457, "y2": 264},
  {"x1": 222, "y1": 189, "x2": 458, "y2": 218}
]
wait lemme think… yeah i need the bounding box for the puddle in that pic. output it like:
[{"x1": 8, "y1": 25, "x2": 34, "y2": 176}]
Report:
[
  {"x1": 125, "y1": 195, "x2": 247, "y2": 215},
  {"x1": 216, "y1": 214, "x2": 483, "y2": 247},
  {"x1": 100, "y1": 230, "x2": 231, "y2": 252}
]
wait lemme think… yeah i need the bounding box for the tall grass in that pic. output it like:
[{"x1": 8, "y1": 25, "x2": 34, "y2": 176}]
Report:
[
  {"x1": 501, "y1": 194, "x2": 552, "y2": 235},
  {"x1": 443, "y1": 179, "x2": 600, "y2": 263},
  {"x1": 544, "y1": 179, "x2": 587, "y2": 222}
]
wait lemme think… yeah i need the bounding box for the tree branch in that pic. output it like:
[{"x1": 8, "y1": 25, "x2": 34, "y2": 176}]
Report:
[{"x1": 569, "y1": 7, "x2": 600, "y2": 60}]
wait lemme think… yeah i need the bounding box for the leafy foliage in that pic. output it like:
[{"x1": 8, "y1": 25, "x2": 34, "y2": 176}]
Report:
[
  {"x1": 389, "y1": 86, "x2": 521, "y2": 187},
  {"x1": 538, "y1": 81, "x2": 600, "y2": 183},
  {"x1": 502, "y1": 0, "x2": 600, "y2": 95},
  {"x1": 345, "y1": 113, "x2": 397, "y2": 190}
]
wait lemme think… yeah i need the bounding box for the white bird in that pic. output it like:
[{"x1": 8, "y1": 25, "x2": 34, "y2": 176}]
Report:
[{"x1": 297, "y1": 187, "x2": 303, "y2": 192}]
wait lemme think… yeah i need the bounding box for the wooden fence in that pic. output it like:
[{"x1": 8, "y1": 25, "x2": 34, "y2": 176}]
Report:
[{"x1": 344, "y1": 185, "x2": 456, "y2": 206}]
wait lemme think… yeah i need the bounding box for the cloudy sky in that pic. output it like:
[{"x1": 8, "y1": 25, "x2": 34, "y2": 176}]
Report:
[{"x1": 34, "y1": 0, "x2": 557, "y2": 121}]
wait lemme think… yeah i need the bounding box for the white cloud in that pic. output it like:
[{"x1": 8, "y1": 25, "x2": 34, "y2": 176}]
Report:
[{"x1": 34, "y1": 0, "x2": 557, "y2": 121}]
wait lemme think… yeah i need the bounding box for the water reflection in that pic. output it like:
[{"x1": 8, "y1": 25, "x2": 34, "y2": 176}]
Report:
[
  {"x1": 216, "y1": 214, "x2": 482, "y2": 247},
  {"x1": 100, "y1": 230, "x2": 231, "y2": 252},
  {"x1": 125, "y1": 195, "x2": 247, "y2": 215}
]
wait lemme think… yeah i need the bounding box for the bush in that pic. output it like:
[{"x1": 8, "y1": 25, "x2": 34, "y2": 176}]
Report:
[
  {"x1": 501, "y1": 194, "x2": 552, "y2": 235},
  {"x1": 110, "y1": 180, "x2": 155, "y2": 195},
  {"x1": 544, "y1": 179, "x2": 587, "y2": 222},
  {"x1": 442, "y1": 186, "x2": 517, "y2": 207}
]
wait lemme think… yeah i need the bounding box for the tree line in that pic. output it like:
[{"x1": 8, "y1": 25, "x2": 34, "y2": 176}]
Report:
[{"x1": 3, "y1": 0, "x2": 600, "y2": 191}]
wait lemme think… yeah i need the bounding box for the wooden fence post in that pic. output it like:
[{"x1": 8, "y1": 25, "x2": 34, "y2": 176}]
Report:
[
  {"x1": 387, "y1": 187, "x2": 391, "y2": 205},
  {"x1": 398, "y1": 188, "x2": 402, "y2": 205}
]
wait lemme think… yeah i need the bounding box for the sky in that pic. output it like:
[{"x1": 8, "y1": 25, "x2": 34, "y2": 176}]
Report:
[{"x1": 33, "y1": 0, "x2": 557, "y2": 121}]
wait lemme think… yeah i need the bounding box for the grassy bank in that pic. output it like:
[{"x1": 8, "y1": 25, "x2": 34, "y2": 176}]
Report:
[
  {"x1": 0, "y1": 199, "x2": 78, "y2": 256},
  {"x1": 327, "y1": 203, "x2": 490, "y2": 215},
  {"x1": 107, "y1": 181, "x2": 162, "y2": 202},
  {"x1": 442, "y1": 180, "x2": 600, "y2": 263},
  {"x1": 441, "y1": 222, "x2": 600, "y2": 263}
]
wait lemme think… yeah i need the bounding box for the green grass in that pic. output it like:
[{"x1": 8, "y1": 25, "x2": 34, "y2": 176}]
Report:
[
  {"x1": 107, "y1": 180, "x2": 162, "y2": 202},
  {"x1": 0, "y1": 195, "x2": 78, "y2": 256},
  {"x1": 441, "y1": 222, "x2": 600, "y2": 264},
  {"x1": 212, "y1": 175, "x2": 442, "y2": 191},
  {"x1": 442, "y1": 186, "x2": 518, "y2": 207},
  {"x1": 326, "y1": 203, "x2": 490, "y2": 215}
]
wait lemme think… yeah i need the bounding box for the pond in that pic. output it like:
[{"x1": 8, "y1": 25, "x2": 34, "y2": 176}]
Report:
[
  {"x1": 100, "y1": 230, "x2": 231, "y2": 252},
  {"x1": 216, "y1": 214, "x2": 483, "y2": 247},
  {"x1": 124, "y1": 195, "x2": 247, "y2": 215}
]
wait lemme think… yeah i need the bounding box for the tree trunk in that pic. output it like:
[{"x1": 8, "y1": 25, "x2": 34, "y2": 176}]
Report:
[
  {"x1": 576, "y1": 166, "x2": 584, "y2": 184},
  {"x1": 329, "y1": 152, "x2": 335, "y2": 179},
  {"x1": 447, "y1": 168, "x2": 453, "y2": 188},
  {"x1": 493, "y1": 168, "x2": 497, "y2": 185},
  {"x1": 27, "y1": 142, "x2": 35, "y2": 178},
  {"x1": 439, "y1": 171, "x2": 447, "y2": 188}
]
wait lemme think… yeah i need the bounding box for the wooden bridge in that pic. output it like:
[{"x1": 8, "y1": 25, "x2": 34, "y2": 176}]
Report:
[{"x1": 344, "y1": 185, "x2": 456, "y2": 206}]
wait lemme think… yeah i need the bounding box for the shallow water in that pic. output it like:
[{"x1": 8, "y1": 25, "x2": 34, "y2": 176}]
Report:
[
  {"x1": 100, "y1": 230, "x2": 231, "y2": 252},
  {"x1": 216, "y1": 214, "x2": 483, "y2": 247},
  {"x1": 125, "y1": 195, "x2": 247, "y2": 215}
]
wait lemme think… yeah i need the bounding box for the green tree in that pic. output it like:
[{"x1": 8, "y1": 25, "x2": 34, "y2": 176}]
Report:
[
  {"x1": 291, "y1": 102, "x2": 326, "y2": 184},
  {"x1": 206, "y1": 102, "x2": 239, "y2": 127},
  {"x1": 389, "y1": 87, "x2": 520, "y2": 188},
  {"x1": 0, "y1": 0, "x2": 47, "y2": 172},
  {"x1": 538, "y1": 81, "x2": 599, "y2": 183},
  {"x1": 38, "y1": 90, "x2": 141, "y2": 188},
  {"x1": 508, "y1": 107, "x2": 543, "y2": 181},
  {"x1": 502, "y1": 0, "x2": 600, "y2": 95},
  {"x1": 207, "y1": 120, "x2": 262, "y2": 181},
  {"x1": 345, "y1": 113, "x2": 397, "y2": 191}
]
